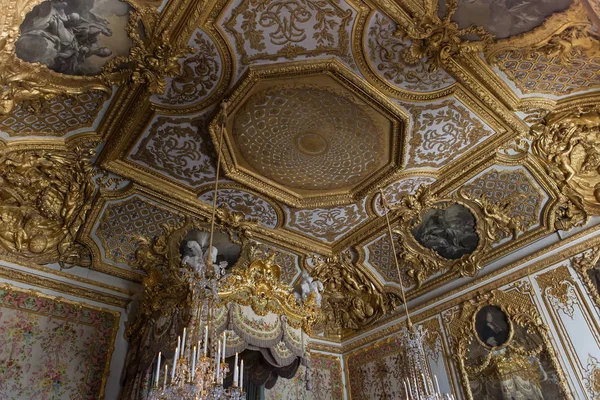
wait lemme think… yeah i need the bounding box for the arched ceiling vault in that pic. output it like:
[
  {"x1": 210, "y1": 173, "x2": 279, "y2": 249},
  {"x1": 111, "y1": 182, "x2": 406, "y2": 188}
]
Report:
[{"x1": 1, "y1": 0, "x2": 600, "y2": 339}]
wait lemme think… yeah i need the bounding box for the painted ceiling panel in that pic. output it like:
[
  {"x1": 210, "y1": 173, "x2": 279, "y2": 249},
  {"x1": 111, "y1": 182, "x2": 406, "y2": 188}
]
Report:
[
  {"x1": 284, "y1": 197, "x2": 370, "y2": 243},
  {"x1": 198, "y1": 188, "x2": 280, "y2": 228},
  {"x1": 93, "y1": 195, "x2": 185, "y2": 266},
  {"x1": 403, "y1": 98, "x2": 495, "y2": 169},
  {"x1": 128, "y1": 114, "x2": 217, "y2": 187}
]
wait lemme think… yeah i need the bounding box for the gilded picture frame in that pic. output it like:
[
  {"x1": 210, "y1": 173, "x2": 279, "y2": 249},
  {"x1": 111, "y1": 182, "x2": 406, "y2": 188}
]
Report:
[
  {"x1": 389, "y1": 185, "x2": 529, "y2": 287},
  {"x1": 447, "y1": 285, "x2": 572, "y2": 400}
]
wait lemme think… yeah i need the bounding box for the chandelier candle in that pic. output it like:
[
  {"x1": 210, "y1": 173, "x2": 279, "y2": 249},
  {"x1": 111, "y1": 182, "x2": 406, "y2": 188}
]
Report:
[
  {"x1": 203, "y1": 326, "x2": 208, "y2": 357},
  {"x1": 233, "y1": 353, "x2": 239, "y2": 386},
  {"x1": 191, "y1": 347, "x2": 197, "y2": 380},
  {"x1": 222, "y1": 331, "x2": 226, "y2": 361},
  {"x1": 155, "y1": 352, "x2": 161, "y2": 386}
]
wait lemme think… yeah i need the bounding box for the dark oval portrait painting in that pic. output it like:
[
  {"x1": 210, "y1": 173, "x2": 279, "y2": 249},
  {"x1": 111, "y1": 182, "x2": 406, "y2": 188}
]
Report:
[
  {"x1": 15, "y1": 0, "x2": 134, "y2": 76},
  {"x1": 411, "y1": 203, "x2": 479, "y2": 260},
  {"x1": 475, "y1": 305, "x2": 511, "y2": 349}
]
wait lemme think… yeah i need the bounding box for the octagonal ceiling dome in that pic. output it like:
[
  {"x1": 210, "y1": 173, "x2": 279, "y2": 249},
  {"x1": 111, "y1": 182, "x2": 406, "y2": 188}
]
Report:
[{"x1": 209, "y1": 59, "x2": 407, "y2": 208}]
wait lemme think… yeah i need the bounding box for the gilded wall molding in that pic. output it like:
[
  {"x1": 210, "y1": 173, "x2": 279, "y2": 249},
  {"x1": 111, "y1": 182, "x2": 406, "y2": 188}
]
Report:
[
  {"x1": 0, "y1": 263, "x2": 128, "y2": 308},
  {"x1": 535, "y1": 265, "x2": 578, "y2": 318},
  {"x1": 584, "y1": 355, "x2": 600, "y2": 398},
  {"x1": 571, "y1": 247, "x2": 600, "y2": 311}
]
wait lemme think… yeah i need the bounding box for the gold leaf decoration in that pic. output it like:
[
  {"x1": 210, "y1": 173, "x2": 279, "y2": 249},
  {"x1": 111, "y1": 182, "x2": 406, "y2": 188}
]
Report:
[
  {"x1": 0, "y1": 146, "x2": 96, "y2": 265},
  {"x1": 102, "y1": 8, "x2": 193, "y2": 94}
]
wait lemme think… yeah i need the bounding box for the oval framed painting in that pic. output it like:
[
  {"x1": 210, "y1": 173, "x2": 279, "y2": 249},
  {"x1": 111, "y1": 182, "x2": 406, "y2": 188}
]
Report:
[{"x1": 410, "y1": 202, "x2": 480, "y2": 260}]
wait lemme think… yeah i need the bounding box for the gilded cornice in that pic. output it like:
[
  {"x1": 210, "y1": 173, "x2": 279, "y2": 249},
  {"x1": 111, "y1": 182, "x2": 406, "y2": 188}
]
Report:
[
  {"x1": 0, "y1": 263, "x2": 129, "y2": 308},
  {"x1": 0, "y1": 253, "x2": 134, "y2": 297}
]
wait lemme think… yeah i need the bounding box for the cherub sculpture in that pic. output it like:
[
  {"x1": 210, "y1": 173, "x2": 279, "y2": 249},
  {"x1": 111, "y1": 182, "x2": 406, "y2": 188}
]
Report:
[{"x1": 294, "y1": 270, "x2": 324, "y2": 307}]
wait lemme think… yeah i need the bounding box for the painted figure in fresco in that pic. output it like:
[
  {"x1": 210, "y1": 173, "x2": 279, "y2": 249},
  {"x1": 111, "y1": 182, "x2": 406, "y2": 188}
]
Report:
[
  {"x1": 15, "y1": 0, "x2": 122, "y2": 75},
  {"x1": 453, "y1": 0, "x2": 573, "y2": 39}
]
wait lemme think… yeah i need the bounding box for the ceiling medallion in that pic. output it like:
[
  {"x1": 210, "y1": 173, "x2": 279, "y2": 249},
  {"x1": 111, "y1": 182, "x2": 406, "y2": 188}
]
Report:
[{"x1": 208, "y1": 59, "x2": 407, "y2": 208}]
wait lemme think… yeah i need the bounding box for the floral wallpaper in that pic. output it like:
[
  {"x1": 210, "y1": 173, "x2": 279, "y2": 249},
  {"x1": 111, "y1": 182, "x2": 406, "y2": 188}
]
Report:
[
  {"x1": 345, "y1": 317, "x2": 453, "y2": 400},
  {"x1": 346, "y1": 336, "x2": 405, "y2": 399},
  {"x1": 264, "y1": 353, "x2": 344, "y2": 400},
  {"x1": 0, "y1": 285, "x2": 119, "y2": 399}
]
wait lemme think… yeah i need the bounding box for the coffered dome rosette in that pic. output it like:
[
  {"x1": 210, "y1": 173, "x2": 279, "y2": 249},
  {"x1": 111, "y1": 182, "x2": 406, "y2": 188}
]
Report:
[{"x1": 209, "y1": 60, "x2": 407, "y2": 208}]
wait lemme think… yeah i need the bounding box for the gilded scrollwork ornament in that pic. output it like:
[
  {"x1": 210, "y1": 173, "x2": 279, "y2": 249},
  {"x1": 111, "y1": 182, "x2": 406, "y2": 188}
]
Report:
[
  {"x1": 219, "y1": 245, "x2": 319, "y2": 333},
  {"x1": 396, "y1": 0, "x2": 493, "y2": 72},
  {"x1": 101, "y1": 7, "x2": 193, "y2": 94},
  {"x1": 0, "y1": 146, "x2": 96, "y2": 266}
]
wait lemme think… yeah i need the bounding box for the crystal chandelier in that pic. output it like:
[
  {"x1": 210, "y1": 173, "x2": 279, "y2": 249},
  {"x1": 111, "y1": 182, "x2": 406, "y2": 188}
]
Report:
[
  {"x1": 380, "y1": 190, "x2": 455, "y2": 400},
  {"x1": 147, "y1": 102, "x2": 245, "y2": 400}
]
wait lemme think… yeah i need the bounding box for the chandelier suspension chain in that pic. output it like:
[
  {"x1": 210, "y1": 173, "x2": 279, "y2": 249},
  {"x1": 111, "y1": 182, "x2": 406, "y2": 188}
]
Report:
[
  {"x1": 208, "y1": 102, "x2": 228, "y2": 266},
  {"x1": 380, "y1": 188, "x2": 412, "y2": 326}
]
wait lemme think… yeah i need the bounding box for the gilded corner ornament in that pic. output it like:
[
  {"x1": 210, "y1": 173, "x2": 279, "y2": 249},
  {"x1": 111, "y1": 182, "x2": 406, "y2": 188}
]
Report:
[
  {"x1": 0, "y1": 145, "x2": 96, "y2": 266},
  {"x1": 310, "y1": 252, "x2": 400, "y2": 338},
  {"x1": 529, "y1": 105, "x2": 600, "y2": 229}
]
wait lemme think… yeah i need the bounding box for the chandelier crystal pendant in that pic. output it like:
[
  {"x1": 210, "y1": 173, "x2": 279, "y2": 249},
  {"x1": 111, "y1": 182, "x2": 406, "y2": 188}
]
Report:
[
  {"x1": 380, "y1": 189, "x2": 455, "y2": 400},
  {"x1": 147, "y1": 101, "x2": 246, "y2": 400}
]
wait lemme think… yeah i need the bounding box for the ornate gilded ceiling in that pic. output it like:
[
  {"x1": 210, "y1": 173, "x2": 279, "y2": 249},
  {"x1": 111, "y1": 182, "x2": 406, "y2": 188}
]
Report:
[{"x1": 2, "y1": 0, "x2": 600, "y2": 339}]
